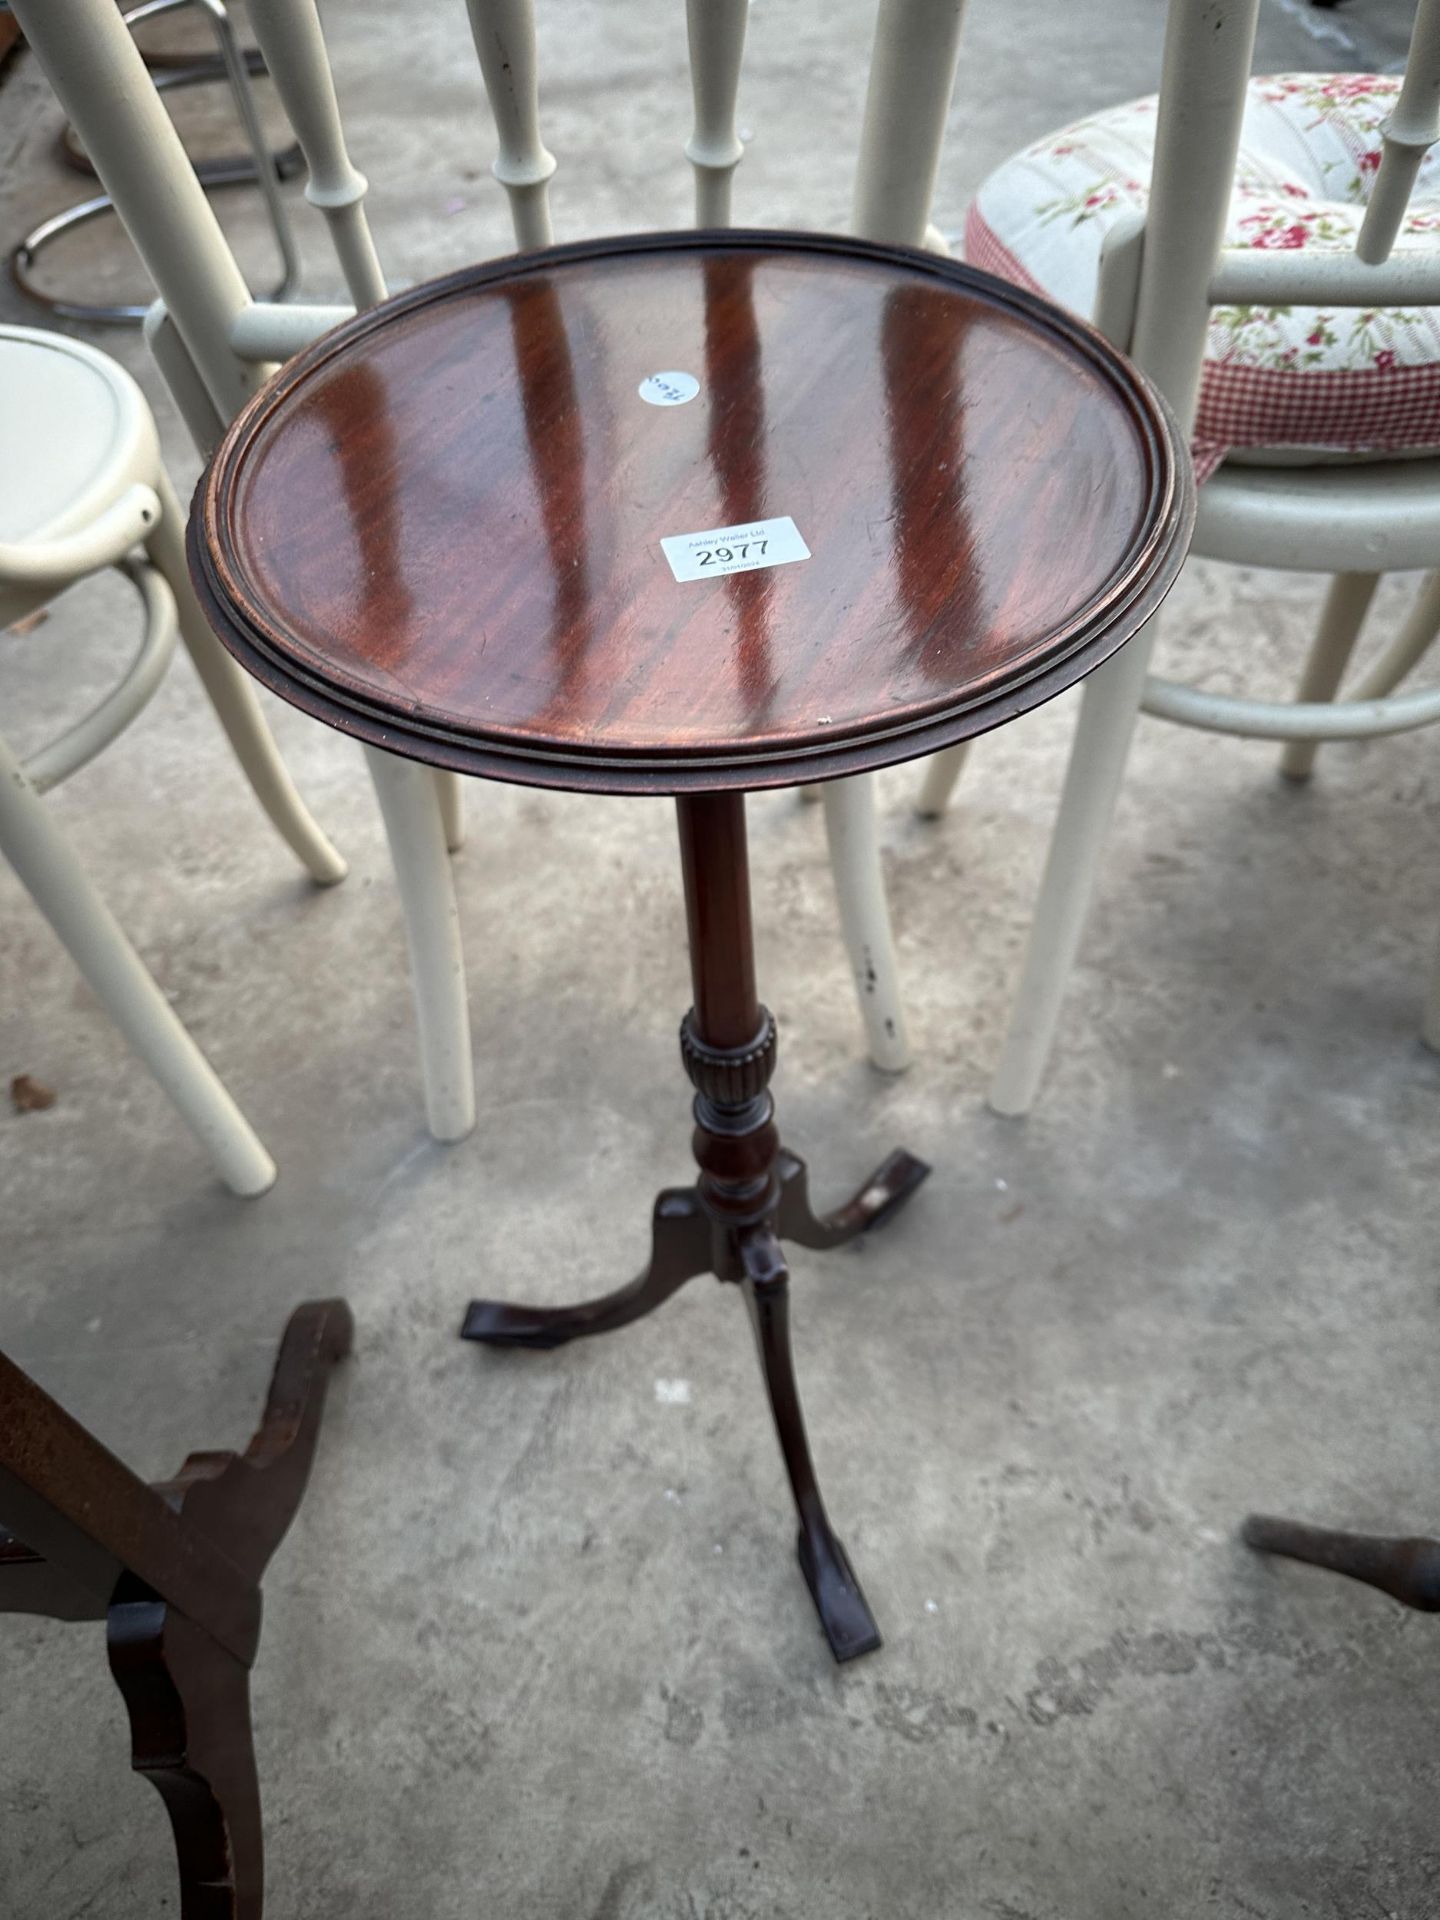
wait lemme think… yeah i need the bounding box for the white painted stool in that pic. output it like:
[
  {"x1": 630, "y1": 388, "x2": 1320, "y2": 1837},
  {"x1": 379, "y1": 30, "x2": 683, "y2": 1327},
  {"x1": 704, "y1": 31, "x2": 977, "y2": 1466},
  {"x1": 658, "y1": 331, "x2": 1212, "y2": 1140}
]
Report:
[{"x1": 0, "y1": 324, "x2": 346, "y2": 1193}]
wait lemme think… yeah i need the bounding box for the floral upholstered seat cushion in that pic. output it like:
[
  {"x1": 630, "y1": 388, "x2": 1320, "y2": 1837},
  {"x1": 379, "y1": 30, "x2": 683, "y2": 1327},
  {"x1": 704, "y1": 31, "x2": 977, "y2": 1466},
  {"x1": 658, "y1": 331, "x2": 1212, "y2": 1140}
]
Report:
[{"x1": 966, "y1": 74, "x2": 1440, "y2": 478}]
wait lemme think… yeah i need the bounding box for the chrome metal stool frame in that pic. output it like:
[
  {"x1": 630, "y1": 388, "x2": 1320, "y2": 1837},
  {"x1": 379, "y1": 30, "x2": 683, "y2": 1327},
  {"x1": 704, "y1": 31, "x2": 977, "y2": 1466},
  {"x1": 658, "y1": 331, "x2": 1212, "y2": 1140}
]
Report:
[{"x1": 10, "y1": 0, "x2": 300, "y2": 325}]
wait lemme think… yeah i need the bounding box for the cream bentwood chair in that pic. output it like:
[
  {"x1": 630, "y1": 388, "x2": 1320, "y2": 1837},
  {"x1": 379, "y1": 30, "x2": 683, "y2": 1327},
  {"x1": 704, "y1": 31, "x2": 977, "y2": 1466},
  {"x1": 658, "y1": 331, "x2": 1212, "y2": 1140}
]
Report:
[
  {"x1": 0, "y1": 324, "x2": 345, "y2": 1194},
  {"x1": 919, "y1": 0, "x2": 1440, "y2": 1112},
  {"x1": 9, "y1": 0, "x2": 971, "y2": 1146}
]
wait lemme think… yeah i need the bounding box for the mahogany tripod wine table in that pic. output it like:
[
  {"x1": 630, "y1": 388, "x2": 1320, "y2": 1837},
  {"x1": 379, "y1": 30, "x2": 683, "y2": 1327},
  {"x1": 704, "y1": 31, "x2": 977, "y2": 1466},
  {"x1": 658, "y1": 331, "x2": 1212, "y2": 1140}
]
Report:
[{"x1": 190, "y1": 230, "x2": 1193, "y2": 1661}]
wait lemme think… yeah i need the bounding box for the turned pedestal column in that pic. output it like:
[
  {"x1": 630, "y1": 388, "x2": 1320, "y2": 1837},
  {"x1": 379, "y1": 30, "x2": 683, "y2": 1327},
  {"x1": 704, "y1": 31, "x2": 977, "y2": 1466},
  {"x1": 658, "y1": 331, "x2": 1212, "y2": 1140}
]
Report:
[{"x1": 464, "y1": 790, "x2": 929, "y2": 1657}]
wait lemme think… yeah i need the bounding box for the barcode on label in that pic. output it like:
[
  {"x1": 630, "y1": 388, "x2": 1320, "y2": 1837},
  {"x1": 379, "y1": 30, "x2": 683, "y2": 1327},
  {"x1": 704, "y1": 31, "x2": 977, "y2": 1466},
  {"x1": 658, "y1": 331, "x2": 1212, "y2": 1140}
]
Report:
[{"x1": 661, "y1": 516, "x2": 811, "y2": 583}]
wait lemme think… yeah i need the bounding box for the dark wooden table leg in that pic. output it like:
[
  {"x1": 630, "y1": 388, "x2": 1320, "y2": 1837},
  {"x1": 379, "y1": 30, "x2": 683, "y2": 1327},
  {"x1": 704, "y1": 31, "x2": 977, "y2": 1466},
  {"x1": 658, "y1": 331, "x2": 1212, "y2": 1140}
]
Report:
[
  {"x1": 461, "y1": 1189, "x2": 711, "y2": 1347},
  {"x1": 106, "y1": 1300, "x2": 352, "y2": 1920},
  {"x1": 776, "y1": 1147, "x2": 930, "y2": 1250},
  {"x1": 738, "y1": 1224, "x2": 883, "y2": 1661},
  {"x1": 1243, "y1": 1514, "x2": 1440, "y2": 1611},
  {"x1": 676, "y1": 792, "x2": 890, "y2": 1659},
  {"x1": 108, "y1": 1589, "x2": 264, "y2": 1920},
  {"x1": 459, "y1": 791, "x2": 927, "y2": 1661}
]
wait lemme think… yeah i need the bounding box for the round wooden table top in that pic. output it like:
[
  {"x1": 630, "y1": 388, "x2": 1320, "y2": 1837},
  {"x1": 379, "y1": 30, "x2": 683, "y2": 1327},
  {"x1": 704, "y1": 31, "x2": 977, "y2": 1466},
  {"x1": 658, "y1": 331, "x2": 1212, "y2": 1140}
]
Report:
[{"x1": 190, "y1": 231, "x2": 1194, "y2": 795}]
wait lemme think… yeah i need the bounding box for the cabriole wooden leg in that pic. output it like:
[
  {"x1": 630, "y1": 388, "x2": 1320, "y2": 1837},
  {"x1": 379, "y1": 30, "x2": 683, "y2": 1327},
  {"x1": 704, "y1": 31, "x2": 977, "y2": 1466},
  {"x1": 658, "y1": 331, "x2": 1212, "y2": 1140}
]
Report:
[
  {"x1": 738, "y1": 1225, "x2": 883, "y2": 1662},
  {"x1": 1243, "y1": 1514, "x2": 1440, "y2": 1612},
  {"x1": 106, "y1": 1300, "x2": 352, "y2": 1918},
  {"x1": 776, "y1": 1146, "x2": 930, "y2": 1251},
  {"x1": 108, "y1": 1589, "x2": 263, "y2": 1920},
  {"x1": 461, "y1": 1189, "x2": 711, "y2": 1348}
]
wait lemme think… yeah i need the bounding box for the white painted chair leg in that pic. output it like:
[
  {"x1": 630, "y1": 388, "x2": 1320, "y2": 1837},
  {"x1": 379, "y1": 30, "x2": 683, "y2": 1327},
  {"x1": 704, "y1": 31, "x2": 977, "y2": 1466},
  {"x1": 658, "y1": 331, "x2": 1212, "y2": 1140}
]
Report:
[
  {"x1": 0, "y1": 730, "x2": 276, "y2": 1195},
  {"x1": 1279, "y1": 572, "x2": 1380, "y2": 782},
  {"x1": 462, "y1": 0, "x2": 557, "y2": 249},
  {"x1": 363, "y1": 745, "x2": 476, "y2": 1142},
  {"x1": 436, "y1": 768, "x2": 466, "y2": 853},
  {"x1": 989, "y1": 630, "x2": 1155, "y2": 1117},
  {"x1": 820, "y1": 774, "x2": 910, "y2": 1072},
  {"x1": 684, "y1": 0, "x2": 749, "y2": 224},
  {"x1": 146, "y1": 472, "x2": 347, "y2": 885},
  {"x1": 915, "y1": 741, "x2": 971, "y2": 819},
  {"x1": 1346, "y1": 569, "x2": 1440, "y2": 704}
]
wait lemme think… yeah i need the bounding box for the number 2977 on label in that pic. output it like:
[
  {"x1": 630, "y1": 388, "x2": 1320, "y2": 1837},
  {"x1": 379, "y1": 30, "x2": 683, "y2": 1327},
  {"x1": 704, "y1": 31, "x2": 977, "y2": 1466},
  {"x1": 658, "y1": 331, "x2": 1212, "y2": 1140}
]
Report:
[{"x1": 660, "y1": 516, "x2": 811, "y2": 584}]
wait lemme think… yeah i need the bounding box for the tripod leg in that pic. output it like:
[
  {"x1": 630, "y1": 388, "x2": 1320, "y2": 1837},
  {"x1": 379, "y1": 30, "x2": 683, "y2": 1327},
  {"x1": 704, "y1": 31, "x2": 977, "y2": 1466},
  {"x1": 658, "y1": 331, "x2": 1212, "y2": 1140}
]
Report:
[
  {"x1": 107, "y1": 1588, "x2": 262, "y2": 1920},
  {"x1": 738, "y1": 1226, "x2": 881, "y2": 1662},
  {"x1": 776, "y1": 1147, "x2": 930, "y2": 1250},
  {"x1": 104, "y1": 1302, "x2": 351, "y2": 1918},
  {"x1": 162, "y1": 1299, "x2": 354, "y2": 1583},
  {"x1": 462, "y1": 1189, "x2": 712, "y2": 1349},
  {"x1": 1243, "y1": 1514, "x2": 1440, "y2": 1611}
]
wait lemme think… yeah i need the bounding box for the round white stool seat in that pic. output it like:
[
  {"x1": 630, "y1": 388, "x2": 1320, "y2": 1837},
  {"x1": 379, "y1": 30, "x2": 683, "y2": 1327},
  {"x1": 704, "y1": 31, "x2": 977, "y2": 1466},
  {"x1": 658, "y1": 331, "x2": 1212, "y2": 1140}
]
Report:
[{"x1": 0, "y1": 325, "x2": 158, "y2": 550}]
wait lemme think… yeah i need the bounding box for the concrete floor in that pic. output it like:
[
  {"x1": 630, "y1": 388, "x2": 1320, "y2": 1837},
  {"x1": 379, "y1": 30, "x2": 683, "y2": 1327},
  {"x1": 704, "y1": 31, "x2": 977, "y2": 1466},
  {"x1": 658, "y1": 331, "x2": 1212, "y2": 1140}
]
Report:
[{"x1": 3, "y1": 2, "x2": 1439, "y2": 1915}]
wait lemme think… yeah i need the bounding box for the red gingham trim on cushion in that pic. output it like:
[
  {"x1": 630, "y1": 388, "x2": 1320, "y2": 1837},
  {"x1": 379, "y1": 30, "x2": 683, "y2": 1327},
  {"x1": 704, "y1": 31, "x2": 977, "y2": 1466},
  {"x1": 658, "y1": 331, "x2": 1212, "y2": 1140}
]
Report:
[
  {"x1": 965, "y1": 204, "x2": 1051, "y2": 300},
  {"x1": 1198, "y1": 360, "x2": 1440, "y2": 464},
  {"x1": 964, "y1": 203, "x2": 1440, "y2": 483}
]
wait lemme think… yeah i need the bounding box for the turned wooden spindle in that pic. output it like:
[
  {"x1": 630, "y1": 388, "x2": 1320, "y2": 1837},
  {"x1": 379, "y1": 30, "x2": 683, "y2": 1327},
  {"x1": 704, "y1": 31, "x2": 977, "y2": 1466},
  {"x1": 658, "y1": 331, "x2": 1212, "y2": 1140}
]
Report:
[
  {"x1": 1356, "y1": 0, "x2": 1440, "y2": 263},
  {"x1": 245, "y1": 0, "x2": 388, "y2": 307},
  {"x1": 463, "y1": 0, "x2": 557, "y2": 250},
  {"x1": 677, "y1": 793, "x2": 781, "y2": 1249},
  {"x1": 685, "y1": 0, "x2": 750, "y2": 227}
]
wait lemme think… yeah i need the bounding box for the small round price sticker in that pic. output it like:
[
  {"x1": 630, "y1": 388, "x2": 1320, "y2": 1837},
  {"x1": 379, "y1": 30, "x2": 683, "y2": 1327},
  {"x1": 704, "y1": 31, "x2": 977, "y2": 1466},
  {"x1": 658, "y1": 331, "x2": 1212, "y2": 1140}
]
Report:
[{"x1": 638, "y1": 370, "x2": 699, "y2": 407}]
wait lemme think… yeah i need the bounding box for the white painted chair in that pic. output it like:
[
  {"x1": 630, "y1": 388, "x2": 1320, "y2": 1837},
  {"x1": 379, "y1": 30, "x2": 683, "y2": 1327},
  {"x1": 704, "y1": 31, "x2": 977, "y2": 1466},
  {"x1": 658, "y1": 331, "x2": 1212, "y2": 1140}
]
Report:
[
  {"x1": 920, "y1": 0, "x2": 1440, "y2": 1112},
  {"x1": 0, "y1": 324, "x2": 347, "y2": 1194},
  {"x1": 10, "y1": 0, "x2": 978, "y2": 1130}
]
